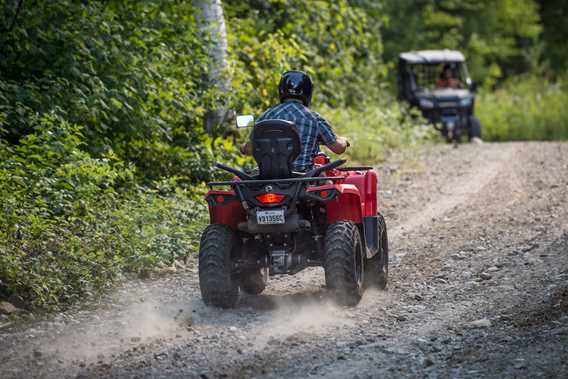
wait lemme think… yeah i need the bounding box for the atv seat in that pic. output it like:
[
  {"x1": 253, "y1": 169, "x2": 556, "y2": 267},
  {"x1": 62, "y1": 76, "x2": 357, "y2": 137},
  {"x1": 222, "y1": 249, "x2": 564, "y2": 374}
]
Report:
[{"x1": 252, "y1": 119, "x2": 301, "y2": 180}]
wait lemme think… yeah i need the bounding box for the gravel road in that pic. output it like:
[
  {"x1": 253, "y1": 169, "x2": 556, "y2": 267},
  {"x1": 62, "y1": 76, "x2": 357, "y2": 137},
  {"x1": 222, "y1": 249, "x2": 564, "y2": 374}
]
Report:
[{"x1": 1, "y1": 142, "x2": 567, "y2": 379}]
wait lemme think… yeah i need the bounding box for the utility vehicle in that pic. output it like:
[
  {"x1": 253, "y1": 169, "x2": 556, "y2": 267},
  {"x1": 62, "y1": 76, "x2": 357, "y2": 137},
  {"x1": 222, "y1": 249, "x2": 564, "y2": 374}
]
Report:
[
  {"x1": 198, "y1": 116, "x2": 388, "y2": 308},
  {"x1": 398, "y1": 49, "x2": 482, "y2": 143}
]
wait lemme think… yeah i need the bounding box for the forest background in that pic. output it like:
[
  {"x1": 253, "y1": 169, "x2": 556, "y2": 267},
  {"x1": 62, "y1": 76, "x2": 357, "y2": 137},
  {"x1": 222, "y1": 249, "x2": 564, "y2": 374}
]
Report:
[{"x1": 1, "y1": 0, "x2": 566, "y2": 309}]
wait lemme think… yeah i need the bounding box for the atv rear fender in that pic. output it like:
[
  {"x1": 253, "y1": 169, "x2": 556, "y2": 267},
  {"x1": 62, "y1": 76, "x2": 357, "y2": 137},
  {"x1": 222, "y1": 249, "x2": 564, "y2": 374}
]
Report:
[
  {"x1": 324, "y1": 184, "x2": 363, "y2": 224},
  {"x1": 206, "y1": 189, "x2": 246, "y2": 230}
]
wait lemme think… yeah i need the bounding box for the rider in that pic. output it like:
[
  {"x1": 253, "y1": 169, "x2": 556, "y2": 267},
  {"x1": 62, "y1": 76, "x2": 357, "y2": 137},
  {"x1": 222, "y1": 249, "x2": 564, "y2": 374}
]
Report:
[
  {"x1": 436, "y1": 64, "x2": 463, "y2": 89},
  {"x1": 240, "y1": 70, "x2": 350, "y2": 171}
]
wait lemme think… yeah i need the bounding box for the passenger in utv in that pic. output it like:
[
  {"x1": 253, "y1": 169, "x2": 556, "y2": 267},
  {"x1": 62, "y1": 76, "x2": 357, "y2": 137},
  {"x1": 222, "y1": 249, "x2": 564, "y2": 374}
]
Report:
[
  {"x1": 240, "y1": 70, "x2": 350, "y2": 170},
  {"x1": 436, "y1": 64, "x2": 464, "y2": 89}
]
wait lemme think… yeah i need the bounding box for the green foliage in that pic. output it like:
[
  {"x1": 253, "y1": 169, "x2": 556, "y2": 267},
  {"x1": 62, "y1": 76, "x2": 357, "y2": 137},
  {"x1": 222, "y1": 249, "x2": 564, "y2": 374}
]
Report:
[
  {"x1": 224, "y1": 0, "x2": 386, "y2": 110},
  {"x1": 537, "y1": 0, "x2": 568, "y2": 75},
  {"x1": 0, "y1": 0, "x2": 221, "y2": 183},
  {"x1": 381, "y1": 0, "x2": 542, "y2": 85},
  {"x1": 326, "y1": 103, "x2": 433, "y2": 163},
  {"x1": 0, "y1": 1, "x2": 219, "y2": 308},
  {"x1": 477, "y1": 76, "x2": 568, "y2": 141},
  {"x1": 0, "y1": 115, "x2": 207, "y2": 309}
]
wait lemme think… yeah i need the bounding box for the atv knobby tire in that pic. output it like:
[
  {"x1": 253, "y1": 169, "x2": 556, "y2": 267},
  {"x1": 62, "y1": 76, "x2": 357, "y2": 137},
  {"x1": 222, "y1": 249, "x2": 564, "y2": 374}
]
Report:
[
  {"x1": 240, "y1": 267, "x2": 268, "y2": 295},
  {"x1": 324, "y1": 221, "x2": 364, "y2": 306},
  {"x1": 198, "y1": 224, "x2": 239, "y2": 308},
  {"x1": 364, "y1": 213, "x2": 389, "y2": 290}
]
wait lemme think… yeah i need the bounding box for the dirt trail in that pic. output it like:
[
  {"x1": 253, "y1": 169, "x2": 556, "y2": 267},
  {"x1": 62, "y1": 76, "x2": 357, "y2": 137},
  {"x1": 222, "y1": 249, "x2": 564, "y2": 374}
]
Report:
[{"x1": 1, "y1": 142, "x2": 567, "y2": 379}]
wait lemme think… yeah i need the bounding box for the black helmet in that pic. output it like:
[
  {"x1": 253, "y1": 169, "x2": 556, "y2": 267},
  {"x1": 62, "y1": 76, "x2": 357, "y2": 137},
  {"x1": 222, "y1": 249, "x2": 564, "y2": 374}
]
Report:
[{"x1": 278, "y1": 70, "x2": 313, "y2": 106}]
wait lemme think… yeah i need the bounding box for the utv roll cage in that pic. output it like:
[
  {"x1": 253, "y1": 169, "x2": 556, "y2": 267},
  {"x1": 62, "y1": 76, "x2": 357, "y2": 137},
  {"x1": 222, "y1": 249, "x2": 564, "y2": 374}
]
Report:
[{"x1": 398, "y1": 49, "x2": 474, "y2": 106}]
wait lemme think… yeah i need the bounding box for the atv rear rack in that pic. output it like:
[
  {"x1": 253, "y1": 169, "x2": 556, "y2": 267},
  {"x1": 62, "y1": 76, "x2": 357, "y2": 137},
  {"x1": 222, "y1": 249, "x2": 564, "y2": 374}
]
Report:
[{"x1": 208, "y1": 176, "x2": 345, "y2": 187}]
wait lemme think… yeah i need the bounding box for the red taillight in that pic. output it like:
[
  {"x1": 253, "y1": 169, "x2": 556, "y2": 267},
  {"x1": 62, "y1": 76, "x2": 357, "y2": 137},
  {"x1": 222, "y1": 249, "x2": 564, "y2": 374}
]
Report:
[
  {"x1": 255, "y1": 193, "x2": 286, "y2": 204},
  {"x1": 319, "y1": 190, "x2": 330, "y2": 199},
  {"x1": 215, "y1": 195, "x2": 225, "y2": 203}
]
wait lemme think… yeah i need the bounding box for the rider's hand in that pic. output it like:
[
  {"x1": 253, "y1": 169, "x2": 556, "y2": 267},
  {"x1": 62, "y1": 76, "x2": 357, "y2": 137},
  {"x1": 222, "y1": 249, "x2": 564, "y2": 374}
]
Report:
[
  {"x1": 240, "y1": 142, "x2": 252, "y2": 155},
  {"x1": 328, "y1": 136, "x2": 350, "y2": 154},
  {"x1": 339, "y1": 136, "x2": 350, "y2": 148}
]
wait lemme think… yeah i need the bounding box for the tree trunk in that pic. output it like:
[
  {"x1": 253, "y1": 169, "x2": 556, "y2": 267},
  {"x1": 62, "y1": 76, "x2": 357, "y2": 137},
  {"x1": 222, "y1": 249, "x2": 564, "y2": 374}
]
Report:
[{"x1": 194, "y1": 0, "x2": 231, "y2": 132}]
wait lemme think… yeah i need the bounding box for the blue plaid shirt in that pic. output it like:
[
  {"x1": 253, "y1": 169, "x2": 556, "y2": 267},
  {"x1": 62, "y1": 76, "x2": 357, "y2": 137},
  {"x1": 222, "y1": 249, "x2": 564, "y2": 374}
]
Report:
[{"x1": 256, "y1": 100, "x2": 337, "y2": 171}]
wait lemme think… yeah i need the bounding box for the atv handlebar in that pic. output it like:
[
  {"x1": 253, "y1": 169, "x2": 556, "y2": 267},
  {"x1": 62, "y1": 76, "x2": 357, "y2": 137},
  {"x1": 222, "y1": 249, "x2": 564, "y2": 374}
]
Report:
[
  {"x1": 306, "y1": 159, "x2": 347, "y2": 177},
  {"x1": 215, "y1": 159, "x2": 346, "y2": 182},
  {"x1": 215, "y1": 163, "x2": 253, "y2": 181}
]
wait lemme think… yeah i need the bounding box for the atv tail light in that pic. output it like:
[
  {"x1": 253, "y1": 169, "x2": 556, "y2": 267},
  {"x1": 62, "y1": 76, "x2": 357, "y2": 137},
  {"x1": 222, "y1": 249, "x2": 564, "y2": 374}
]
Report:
[
  {"x1": 319, "y1": 190, "x2": 330, "y2": 199},
  {"x1": 255, "y1": 193, "x2": 286, "y2": 204},
  {"x1": 207, "y1": 193, "x2": 236, "y2": 206}
]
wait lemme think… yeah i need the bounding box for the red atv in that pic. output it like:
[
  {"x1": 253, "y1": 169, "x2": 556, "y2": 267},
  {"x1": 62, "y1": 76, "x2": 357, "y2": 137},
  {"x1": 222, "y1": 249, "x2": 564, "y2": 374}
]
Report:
[{"x1": 199, "y1": 118, "x2": 388, "y2": 308}]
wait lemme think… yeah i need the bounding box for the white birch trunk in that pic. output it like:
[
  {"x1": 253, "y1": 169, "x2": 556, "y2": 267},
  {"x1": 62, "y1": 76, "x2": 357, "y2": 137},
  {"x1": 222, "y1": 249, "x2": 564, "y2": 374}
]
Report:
[{"x1": 194, "y1": 0, "x2": 231, "y2": 131}]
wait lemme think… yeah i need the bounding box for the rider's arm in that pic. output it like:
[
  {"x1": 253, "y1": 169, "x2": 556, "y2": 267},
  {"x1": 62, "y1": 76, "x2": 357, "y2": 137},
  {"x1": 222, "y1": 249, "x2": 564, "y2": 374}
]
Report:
[{"x1": 314, "y1": 112, "x2": 349, "y2": 154}]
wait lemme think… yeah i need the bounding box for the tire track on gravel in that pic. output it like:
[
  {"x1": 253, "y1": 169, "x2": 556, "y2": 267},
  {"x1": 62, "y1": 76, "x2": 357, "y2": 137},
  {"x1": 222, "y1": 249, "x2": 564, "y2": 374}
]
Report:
[{"x1": 388, "y1": 143, "x2": 519, "y2": 240}]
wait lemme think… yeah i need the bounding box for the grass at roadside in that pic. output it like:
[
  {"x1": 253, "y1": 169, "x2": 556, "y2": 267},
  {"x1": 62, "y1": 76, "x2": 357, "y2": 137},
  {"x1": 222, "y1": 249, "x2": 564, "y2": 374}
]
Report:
[
  {"x1": 478, "y1": 75, "x2": 568, "y2": 141},
  {"x1": 324, "y1": 103, "x2": 433, "y2": 163}
]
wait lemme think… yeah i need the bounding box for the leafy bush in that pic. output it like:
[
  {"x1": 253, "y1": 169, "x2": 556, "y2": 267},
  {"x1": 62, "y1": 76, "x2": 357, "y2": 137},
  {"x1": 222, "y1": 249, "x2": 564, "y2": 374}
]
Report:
[
  {"x1": 0, "y1": 116, "x2": 206, "y2": 309},
  {"x1": 225, "y1": 0, "x2": 386, "y2": 110},
  {"x1": 478, "y1": 76, "x2": 568, "y2": 141},
  {"x1": 0, "y1": 0, "x2": 221, "y2": 183},
  {"x1": 0, "y1": 1, "x2": 220, "y2": 309}
]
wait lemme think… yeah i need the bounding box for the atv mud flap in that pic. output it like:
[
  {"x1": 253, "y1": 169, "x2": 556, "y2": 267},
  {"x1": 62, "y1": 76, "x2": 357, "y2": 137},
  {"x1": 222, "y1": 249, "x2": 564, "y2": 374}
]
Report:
[{"x1": 363, "y1": 216, "x2": 379, "y2": 258}]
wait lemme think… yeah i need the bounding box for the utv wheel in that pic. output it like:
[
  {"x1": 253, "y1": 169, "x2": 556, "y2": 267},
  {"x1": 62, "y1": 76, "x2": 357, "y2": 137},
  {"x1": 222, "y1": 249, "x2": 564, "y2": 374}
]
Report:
[
  {"x1": 468, "y1": 116, "x2": 482, "y2": 140},
  {"x1": 324, "y1": 221, "x2": 364, "y2": 306},
  {"x1": 198, "y1": 225, "x2": 239, "y2": 308},
  {"x1": 364, "y1": 214, "x2": 389, "y2": 290},
  {"x1": 240, "y1": 267, "x2": 268, "y2": 295}
]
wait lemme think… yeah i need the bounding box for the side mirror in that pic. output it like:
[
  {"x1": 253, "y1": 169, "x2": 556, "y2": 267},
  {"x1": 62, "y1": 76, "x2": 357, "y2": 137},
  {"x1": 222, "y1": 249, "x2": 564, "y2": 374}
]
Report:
[{"x1": 236, "y1": 114, "x2": 254, "y2": 128}]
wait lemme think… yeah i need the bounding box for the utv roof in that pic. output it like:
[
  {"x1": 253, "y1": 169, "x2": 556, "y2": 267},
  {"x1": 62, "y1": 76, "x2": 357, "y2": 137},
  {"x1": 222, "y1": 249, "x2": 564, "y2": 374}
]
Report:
[{"x1": 399, "y1": 50, "x2": 465, "y2": 64}]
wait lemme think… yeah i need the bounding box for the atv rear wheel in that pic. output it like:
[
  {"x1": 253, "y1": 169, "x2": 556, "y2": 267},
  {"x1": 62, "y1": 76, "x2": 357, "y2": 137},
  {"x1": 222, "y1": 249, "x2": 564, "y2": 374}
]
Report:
[
  {"x1": 240, "y1": 267, "x2": 268, "y2": 295},
  {"x1": 198, "y1": 225, "x2": 239, "y2": 308},
  {"x1": 364, "y1": 213, "x2": 389, "y2": 290},
  {"x1": 324, "y1": 221, "x2": 364, "y2": 306}
]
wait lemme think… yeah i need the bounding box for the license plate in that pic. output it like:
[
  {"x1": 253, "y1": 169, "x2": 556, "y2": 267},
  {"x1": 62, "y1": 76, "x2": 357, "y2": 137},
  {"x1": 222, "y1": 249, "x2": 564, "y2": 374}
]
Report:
[{"x1": 256, "y1": 209, "x2": 285, "y2": 225}]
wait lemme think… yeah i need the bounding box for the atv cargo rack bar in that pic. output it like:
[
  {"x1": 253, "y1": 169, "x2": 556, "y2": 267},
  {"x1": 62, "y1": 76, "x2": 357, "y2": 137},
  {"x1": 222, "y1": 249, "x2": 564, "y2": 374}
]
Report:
[{"x1": 208, "y1": 176, "x2": 345, "y2": 187}]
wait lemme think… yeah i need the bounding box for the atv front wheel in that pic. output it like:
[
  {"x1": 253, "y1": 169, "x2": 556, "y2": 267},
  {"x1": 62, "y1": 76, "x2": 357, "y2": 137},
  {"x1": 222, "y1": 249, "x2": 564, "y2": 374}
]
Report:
[
  {"x1": 324, "y1": 221, "x2": 364, "y2": 306},
  {"x1": 468, "y1": 116, "x2": 482, "y2": 140},
  {"x1": 198, "y1": 225, "x2": 239, "y2": 308},
  {"x1": 364, "y1": 214, "x2": 389, "y2": 290},
  {"x1": 240, "y1": 267, "x2": 268, "y2": 295}
]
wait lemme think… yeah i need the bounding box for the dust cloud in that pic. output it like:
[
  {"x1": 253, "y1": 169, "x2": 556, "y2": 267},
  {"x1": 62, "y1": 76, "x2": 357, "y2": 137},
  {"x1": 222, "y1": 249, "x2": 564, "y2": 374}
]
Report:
[{"x1": 41, "y1": 286, "x2": 191, "y2": 366}]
